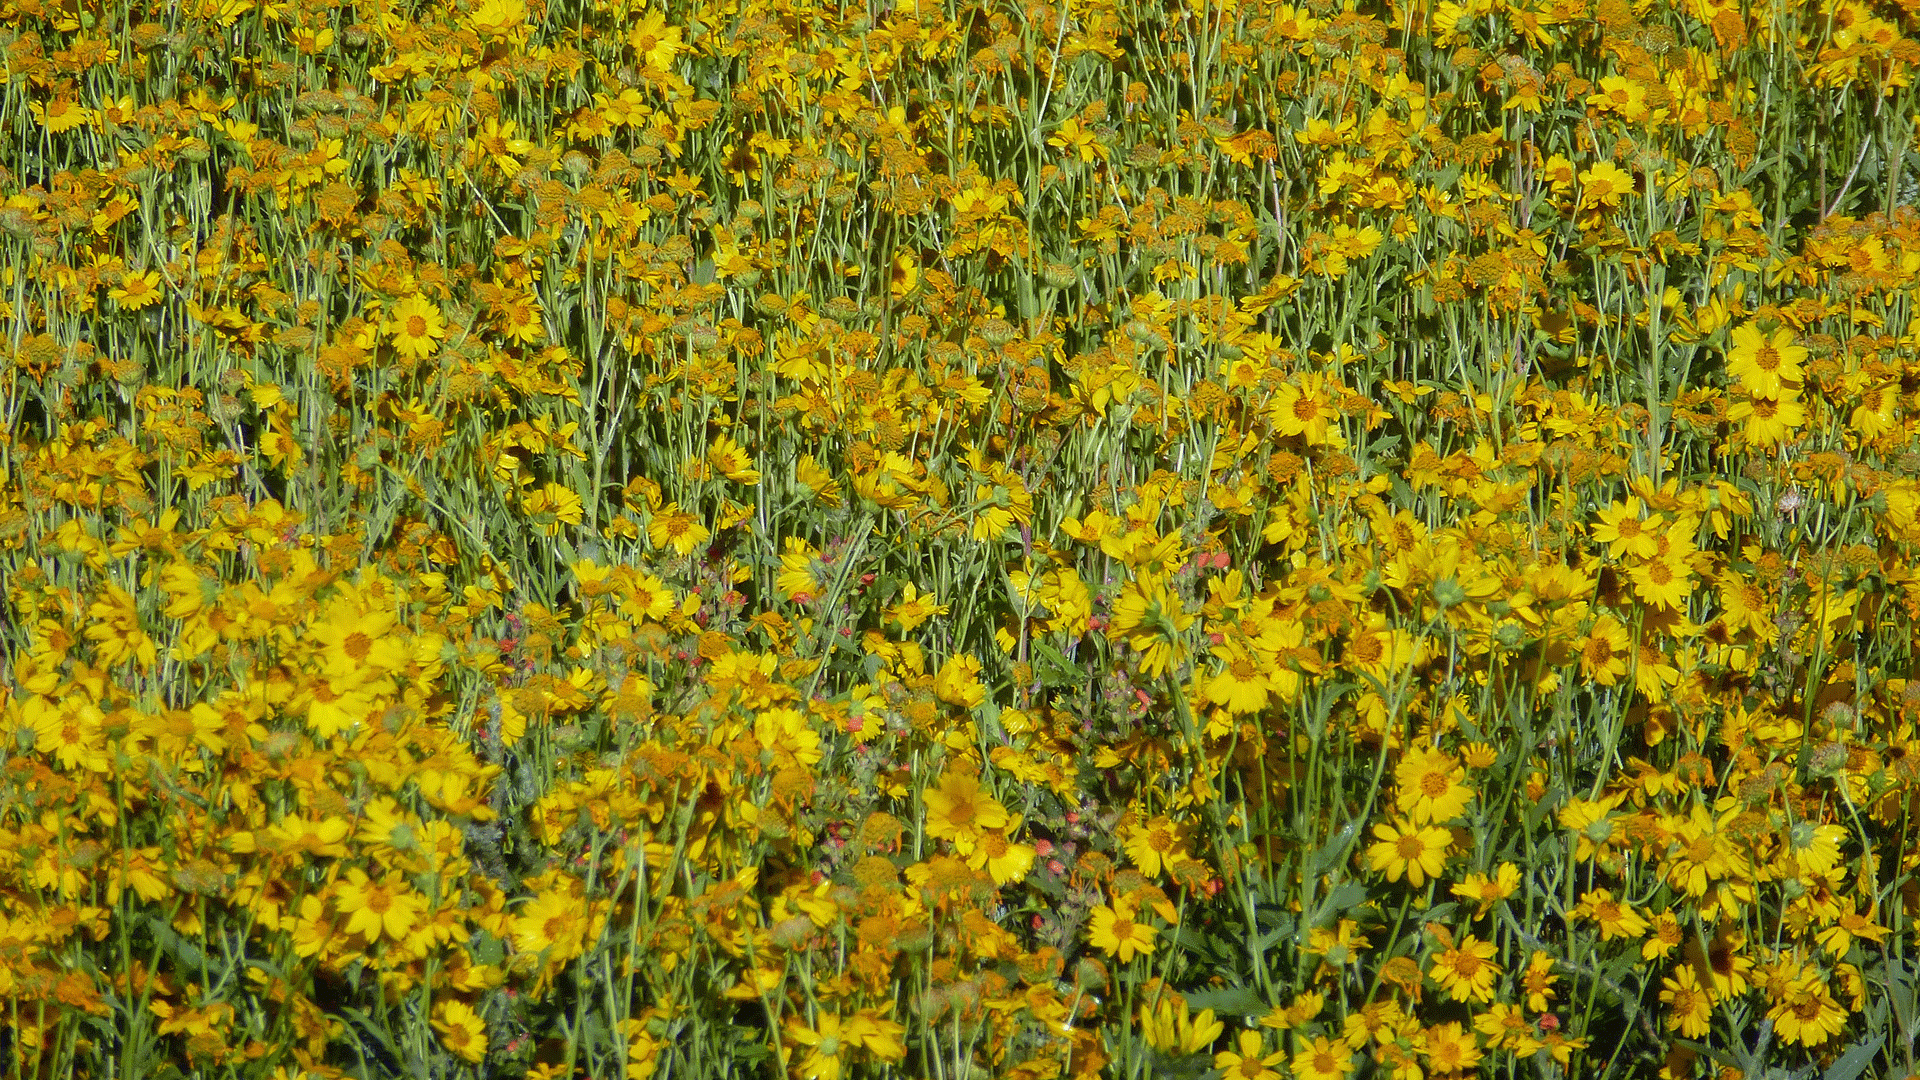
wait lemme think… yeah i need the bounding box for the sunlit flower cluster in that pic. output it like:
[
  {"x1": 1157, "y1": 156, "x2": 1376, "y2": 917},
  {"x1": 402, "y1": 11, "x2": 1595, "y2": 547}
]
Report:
[{"x1": 2, "y1": 0, "x2": 1919, "y2": 1077}]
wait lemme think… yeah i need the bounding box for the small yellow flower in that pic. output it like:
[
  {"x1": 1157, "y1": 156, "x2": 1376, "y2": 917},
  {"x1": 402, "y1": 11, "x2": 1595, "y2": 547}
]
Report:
[
  {"x1": 1429, "y1": 934, "x2": 1502, "y2": 1003},
  {"x1": 385, "y1": 295, "x2": 445, "y2": 360},
  {"x1": 1578, "y1": 160, "x2": 1635, "y2": 209},
  {"x1": 1087, "y1": 897, "x2": 1157, "y2": 963},
  {"x1": 1047, "y1": 117, "x2": 1107, "y2": 162},
  {"x1": 110, "y1": 270, "x2": 165, "y2": 310},
  {"x1": 1290, "y1": 1035, "x2": 1354, "y2": 1080},
  {"x1": 522, "y1": 482, "x2": 586, "y2": 537},
  {"x1": 465, "y1": 0, "x2": 527, "y2": 39},
  {"x1": 647, "y1": 502, "x2": 710, "y2": 555},
  {"x1": 433, "y1": 999, "x2": 488, "y2": 1063},
  {"x1": 922, "y1": 769, "x2": 1008, "y2": 853},
  {"x1": 628, "y1": 8, "x2": 686, "y2": 69},
  {"x1": 1215, "y1": 1029, "x2": 1285, "y2": 1080},
  {"x1": 1393, "y1": 745, "x2": 1475, "y2": 825},
  {"x1": 1724, "y1": 322, "x2": 1806, "y2": 396},
  {"x1": 334, "y1": 868, "x2": 426, "y2": 943},
  {"x1": 1366, "y1": 818, "x2": 1450, "y2": 886}
]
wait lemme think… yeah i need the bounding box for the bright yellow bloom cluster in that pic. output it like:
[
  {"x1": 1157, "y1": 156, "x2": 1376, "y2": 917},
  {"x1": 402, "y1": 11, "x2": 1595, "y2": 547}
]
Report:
[{"x1": 4, "y1": 0, "x2": 1920, "y2": 1076}]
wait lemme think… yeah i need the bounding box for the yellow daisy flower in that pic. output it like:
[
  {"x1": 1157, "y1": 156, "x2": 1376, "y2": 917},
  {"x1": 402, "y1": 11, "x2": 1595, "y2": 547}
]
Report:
[{"x1": 385, "y1": 294, "x2": 446, "y2": 360}]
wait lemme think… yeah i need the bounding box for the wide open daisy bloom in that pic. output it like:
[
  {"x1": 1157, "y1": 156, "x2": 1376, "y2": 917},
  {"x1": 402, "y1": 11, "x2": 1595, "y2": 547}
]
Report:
[
  {"x1": 385, "y1": 295, "x2": 446, "y2": 360},
  {"x1": 922, "y1": 769, "x2": 1008, "y2": 854},
  {"x1": 1086, "y1": 897, "x2": 1156, "y2": 963},
  {"x1": 1724, "y1": 322, "x2": 1806, "y2": 396},
  {"x1": 1393, "y1": 745, "x2": 1475, "y2": 825},
  {"x1": 1366, "y1": 818, "x2": 1450, "y2": 887}
]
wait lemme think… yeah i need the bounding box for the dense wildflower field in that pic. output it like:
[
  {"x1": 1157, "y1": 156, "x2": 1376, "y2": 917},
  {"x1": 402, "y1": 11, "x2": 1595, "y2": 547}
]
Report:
[{"x1": 3, "y1": 0, "x2": 1920, "y2": 1077}]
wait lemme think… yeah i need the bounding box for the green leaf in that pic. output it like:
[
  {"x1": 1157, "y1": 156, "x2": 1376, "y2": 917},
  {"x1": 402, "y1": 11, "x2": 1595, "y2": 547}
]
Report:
[
  {"x1": 1307, "y1": 880, "x2": 1370, "y2": 930},
  {"x1": 1182, "y1": 985, "x2": 1268, "y2": 1017},
  {"x1": 1822, "y1": 1033, "x2": 1884, "y2": 1080},
  {"x1": 1308, "y1": 819, "x2": 1359, "y2": 875},
  {"x1": 145, "y1": 914, "x2": 211, "y2": 972}
]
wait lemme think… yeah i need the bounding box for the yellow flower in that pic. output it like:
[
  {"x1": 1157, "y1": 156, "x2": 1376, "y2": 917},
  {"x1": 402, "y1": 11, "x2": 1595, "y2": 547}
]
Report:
[
  {"x1": 433, "y1": 999, "x2": 488, "y2": 1063},
  {"x1": 334, "y1": 868, "x2": 426, "y2": 943},
  {"x1": 309, "y1": 602, "x2": 408, "y2": 678},
  {"x1": 1366, "y1": 818, "x2": 1450, "y2": 886},
  {"x1": 647, "y1": 502, "x2": 711, "y2": 555},
  {"x1": 1047, "y1": 117, "x2": 1107, "y2": 162},
  {"x1": 933, "y1": 653, "x2": 985, "y2": 708},
  {"x1": 1393, "y1": 745, "x2": 1474, "y2": 825},
  {"x1": 31, "y1": 97, "x2": 93, "y2": 132},
  {"x1": 1269, "y1": 375, "x2": 1340, "y2": 444},
  {"x1": 922, "y1": 770, "x2": 1008, "y2": 854},
  {"x1": 628, "y1": 8, "x2": 686, "y2": 70},
  {"x1": 85, "y1": 582, "x2": 157, "y2": 669},
  {"x1": 1577, "y1": 614, "x2": 1630, "y2": 686},
  {"x1": 787, "y1": 1013, "x2": 852, "y2": 1080},
  {"x1": 795, "y1": 455, "x2": 843, "y2": 504},
  {"x1": 1724, "y1": 322, "x2": 1806, "y2": 396},
  {"x1": 1449, "y1": 862, "x2": 1520, "y2": 915},
  {"x1": 1139, "y1": 997, "x2": 1222, "y2": 1055},
  {"x1": 1215, "y1": 1029, "x2": 1284, "y2": 1080},
  {"x1": 1343, "y1": 611, "x2": 1421, "y2": 677},
  {"x1": 291, "y1": 893, "x2": 340, "y2": 958},
  {"x1": 464, "y1": 0, "x2": 526, "y2": 37},
  {"x1": 1665, "y1": 803, "x2": 1734, "y2": 897},
  {"x1": 27, "y1": 694, "x2": 109, "y2": 773},
  {"x1": 1474, "y1": 1003, "x2": 1541, "y2": 1055},
  {"x1": 965, "y1": 827, "x2": 1036, "y2": 885},
  {"x1": 1257, "y1": 991, "x2": 1324, "y2": 1031},
  {"x1": 1577, "y1": 160, "x2": 1635, "y2": 209},
  {"x1": 385, "y1": 294, "x2": 445, "y2": 360},
  {"x1": 1087, "y1": 897, "x2": 1157, "y2": 963},
  {"x1": 1728, "y1": 389, "x2": 1805, "y2": 448},
  {"x1": 513, "y1": 889, "x2": 593, "y2": 963},
  {"x1": 1109, "y1": 572, "x2": 1193, "y2": 678},
  {"x1": 1766, "y1": 968, "x2": 1843, "y2": 1045},
  {"x1": 1572, "y1": 888, "x2": 1648, "y2": 940},
  {"x1": 1644, "y1": 912, "x2": 1685, "y2": 960},
  {"x1": 1586, "y1": 74, "x2": 1650, "y2": 121},
  {"x1": 1418, "y1": 1021, "x2": 1482, "y2": 1073},
  {"x1": 1203, "y1": 636, "x2": 1276, "y2": 714},
  {"x1": 707, "y1": 433, "x2": 762, "y2": 485},
  {"x1": 110, "y1": 270, "x2": 164, "y2": 310},
  {"x1": 1429, "y1": 934, "x2": 1502, "y2": 1003},
  {"x1": 522, "y1": 482, "x2": 586, "y2": 536},
  {"x1": 1521, "y1": 949, "x2": 1558, "y2": 1011},
  {"x1": 1122, "y1": 816, "x2": 1194, "y2": 878},
  {"x1": 1660, "y1": 964, "x2": 1712, "y2": 1038},
  {"x1": 845, "y1": 1011, "x2": 907, "y2": 1062},
  {"x1": 776, "y1": 537, "x2": 825, "y2": 601},
  {"x1": 355, "y1": 796, "x2": 425, "y2": 864},
  {"x1": 1590, "y1": 498, "x2": 1658, "y2": 559},
  {"x1": 300, "y1": 675, "x2": 381, "y2": 740},
  {"x1": 1289, "y1": 1035, "x2": 1354, "y2": 1080},
  {"x1": 885, "y1": 582, "x2": 948, "y2": 631},
  {"x1": 1629, "y1": 550, "x2": 1693, "y2": 609}
]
